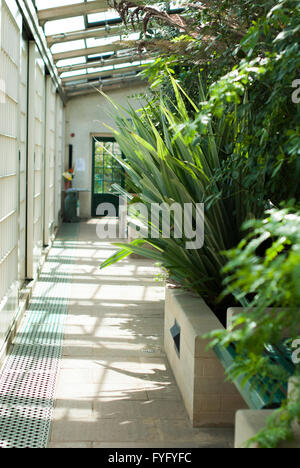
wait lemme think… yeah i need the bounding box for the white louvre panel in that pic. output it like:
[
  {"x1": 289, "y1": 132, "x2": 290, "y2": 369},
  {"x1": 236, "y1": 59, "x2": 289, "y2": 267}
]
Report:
[
  {"x1": 44, "y1": 77, "x2": 56, "y2": 245},
  {"x1": 18, "y1": 38, "x2": 28, "y2": 282},
  {"x1": 27, "y1": 42, "x2": 45, "y2": 279},
  {"x1": 55, "y1": 95, "x2": 64, "y2": 226},
  {"x1": 0, "y1": 0, "x2": 21, "y2": 349}
]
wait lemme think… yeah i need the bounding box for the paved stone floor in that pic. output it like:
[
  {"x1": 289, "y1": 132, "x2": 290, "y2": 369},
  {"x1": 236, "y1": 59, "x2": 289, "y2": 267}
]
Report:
[{"x1": 48, "y1": 220, "x2": 234, "y2": 448}]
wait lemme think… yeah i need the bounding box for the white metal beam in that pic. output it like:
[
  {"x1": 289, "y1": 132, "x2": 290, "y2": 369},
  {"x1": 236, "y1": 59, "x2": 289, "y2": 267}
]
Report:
[
  {"x1": 65, "y1": 75, "x2": 144, "y2": 91},
  {"x1": 65, "y1": 79, "x2": 143, "y2": 98},
  {"x1": 52, "y1": 42, "x2": 134, "y2": 62},
  {"x1": 57, "y1": 54, "x2": 149, "y2": 74},
  {"x1": 47, "y1": 25, "x2": 124, "y2": 46},
  {"x1": 62, "y1": 65, "x2": 142, "y2": 83},
  {"x1": 38, "y1": 0, "x2": 109, "y2": 25}
]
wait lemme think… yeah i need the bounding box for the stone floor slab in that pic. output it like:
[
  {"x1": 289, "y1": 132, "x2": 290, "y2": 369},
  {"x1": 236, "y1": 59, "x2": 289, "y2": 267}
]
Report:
[{"x1": 47, "y1": 221, "x2": 234, "y2": 449}]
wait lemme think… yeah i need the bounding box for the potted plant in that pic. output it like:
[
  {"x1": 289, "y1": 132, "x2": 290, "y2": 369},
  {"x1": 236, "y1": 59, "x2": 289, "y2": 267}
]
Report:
[{"x1": 63, "y1": 168, "x2": 75, "y2": 191}]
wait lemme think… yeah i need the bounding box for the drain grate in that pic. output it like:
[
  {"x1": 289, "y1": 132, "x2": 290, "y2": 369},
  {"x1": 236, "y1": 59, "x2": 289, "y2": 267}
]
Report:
[{"x1": 0, "y1": 224, "x2": 79, "y2": 448}]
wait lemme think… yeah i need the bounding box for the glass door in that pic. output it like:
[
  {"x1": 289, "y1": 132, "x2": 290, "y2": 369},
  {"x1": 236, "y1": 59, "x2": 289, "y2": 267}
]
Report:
[{"x1": 91, "y1": 137, "x2": 125, "y2": 217}]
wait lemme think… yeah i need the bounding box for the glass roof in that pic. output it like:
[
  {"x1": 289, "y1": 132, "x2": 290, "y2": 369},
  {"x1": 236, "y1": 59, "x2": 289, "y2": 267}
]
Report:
[
  {"x1": 87, "y1": 10, "x2": 120, "y2": 24},
  {"x1": 45, "y1": 16, "x2": 86, "y2": 36},
  {"x1": 34, "y1": 0, "x2": 184, "y2": 94},
  {"x1": 35, "y1": 0, "x2": 83, "y2": 8}
]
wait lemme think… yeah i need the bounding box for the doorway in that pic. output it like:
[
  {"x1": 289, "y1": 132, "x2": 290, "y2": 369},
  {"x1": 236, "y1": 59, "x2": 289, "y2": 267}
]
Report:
[{"x1": 91, "y1": 137, "x2": 125, "y2": 217}]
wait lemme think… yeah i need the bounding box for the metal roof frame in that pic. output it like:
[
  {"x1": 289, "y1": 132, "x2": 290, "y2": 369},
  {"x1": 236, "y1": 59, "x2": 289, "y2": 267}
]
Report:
[
  {"x1": 62, "y1": 64, "x2": 142, "y2": 83},
  {"x1": 64, "y1": 75, "x2": 144, "y2": 93},
  {"x1": 57, "y1": 54, "x2": 149, "y2": 74},
  {"x1": 52, "y1": 42, "x2": 135, "y2": 62},
  {"x1": 47, "y1": 24, "x2": 124, "y2": 46},
  {"x1": 37, "y1": 0, "x2": 109, "y2": 26},
  {"x1": 33, "y1": 1, "x2": 186, "y2": 96}
]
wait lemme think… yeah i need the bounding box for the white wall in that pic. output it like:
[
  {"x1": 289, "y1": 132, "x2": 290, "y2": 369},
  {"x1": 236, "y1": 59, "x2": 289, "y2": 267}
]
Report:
[
  {"x1": 65, "y1": 84, "x2": 148, "y2": 218},
  {"x1": 0, "y1": 0, "x2": 22, "y2": 350},
  {"x1": 0, "y1": 0, "x2": 65, "y2": 352}
]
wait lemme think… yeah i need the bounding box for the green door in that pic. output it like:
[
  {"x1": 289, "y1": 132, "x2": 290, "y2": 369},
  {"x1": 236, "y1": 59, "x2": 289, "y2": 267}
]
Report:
[{"x1": 91, "y1": 137, "x2": 125, "y2": 217}]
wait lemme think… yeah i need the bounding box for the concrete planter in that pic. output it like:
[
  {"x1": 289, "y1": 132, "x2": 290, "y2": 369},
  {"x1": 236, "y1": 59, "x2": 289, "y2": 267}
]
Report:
[
  {"x1": 235, "y1": 378, "x2": 300, "y2": 448},
  {"x1": 235, "y1": 410, "x2": 300, "y2": 448},
  {"x1": 164, "y1": 285, "x2": 246, "y2": 427}
]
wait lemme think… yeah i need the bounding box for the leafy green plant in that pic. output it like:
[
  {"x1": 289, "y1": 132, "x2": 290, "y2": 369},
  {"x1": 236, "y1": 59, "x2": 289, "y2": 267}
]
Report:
[
  {"x1": 134, "y1": 1, "x2": 300, "y2": 212},
  {"x1": 193, "y1": 0, "x2": 300, "y2": 210},
  {"x1": 209, "y1": 204, "x2": 300, "y2": 447}
]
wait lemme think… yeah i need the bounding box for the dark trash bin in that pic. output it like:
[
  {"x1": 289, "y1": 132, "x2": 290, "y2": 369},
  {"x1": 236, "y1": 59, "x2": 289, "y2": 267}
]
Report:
[{"x1": 64, "y1": 191, "x2": 80, "y2": 223}]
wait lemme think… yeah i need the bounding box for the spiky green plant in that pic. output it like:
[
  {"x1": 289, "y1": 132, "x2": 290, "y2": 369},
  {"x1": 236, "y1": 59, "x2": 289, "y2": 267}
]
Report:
[{"x1": 100, "y1": 78, "x2": 254, "y2": 308}]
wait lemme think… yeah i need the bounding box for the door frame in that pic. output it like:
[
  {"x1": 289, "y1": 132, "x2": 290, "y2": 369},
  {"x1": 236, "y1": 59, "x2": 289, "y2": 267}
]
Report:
[{"x1": 91, "y1": 136, "x2": 125, "y2": 217}]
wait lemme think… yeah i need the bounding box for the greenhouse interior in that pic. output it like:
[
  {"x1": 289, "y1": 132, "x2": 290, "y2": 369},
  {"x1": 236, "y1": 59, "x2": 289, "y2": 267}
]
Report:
[{"x1": 0, "y1": 0, "x2": 299, "y2": 450}]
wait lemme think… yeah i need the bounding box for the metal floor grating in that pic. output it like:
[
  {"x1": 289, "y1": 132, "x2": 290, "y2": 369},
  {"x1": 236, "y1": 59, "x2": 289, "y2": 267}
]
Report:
[{"x1": 0, "y1": 224, "x2": 79, "y2": 448}]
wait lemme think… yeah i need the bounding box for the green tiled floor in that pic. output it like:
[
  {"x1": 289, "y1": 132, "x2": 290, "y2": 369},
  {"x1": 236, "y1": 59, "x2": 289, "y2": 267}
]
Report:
[{"x1": 0, "y1": 224, "x2": 79, "y2": 448}]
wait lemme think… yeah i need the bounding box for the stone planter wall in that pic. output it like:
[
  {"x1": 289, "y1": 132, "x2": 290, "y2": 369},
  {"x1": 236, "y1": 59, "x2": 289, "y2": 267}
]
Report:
[
  {"x1": 235, "y1": 378, "x2": 300, "y2": 448},
  {"x1": 164, "y1": 285, "x2": 247, "y2": 427}
]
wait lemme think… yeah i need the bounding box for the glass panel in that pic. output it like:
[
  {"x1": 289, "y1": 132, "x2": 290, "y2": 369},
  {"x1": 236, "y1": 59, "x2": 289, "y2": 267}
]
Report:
[
  {"x1": 60, "y1": 69, "x2": 88, "y2": 79},
  {"x1": 45, "y1": 16, "x2": 85, "y2": 36},
  {"x1": 86, "y1": 37, "x2": 121, "y2": 48},
  {"x1": 93, "y1": 142, "x2": 104, "y2": 194},
  {"x1": 93, "y1": 140, "x2": 123, "y2": 194},
  {"x1": 87, "y1": 10, "x2": 120, "y2": 24},
  {"x1": 51, "y1": 39, "x2": 86, "y2": 54},
  {"x1": 35, "y1": 0, "x2": 84, "y2": 9},
  {"x1": 56, "y1": 57, "x2": 86, "y2": 68}
]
